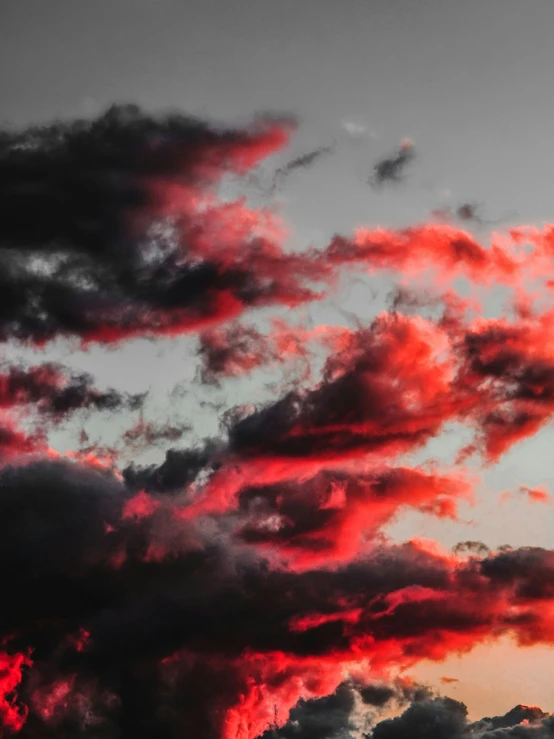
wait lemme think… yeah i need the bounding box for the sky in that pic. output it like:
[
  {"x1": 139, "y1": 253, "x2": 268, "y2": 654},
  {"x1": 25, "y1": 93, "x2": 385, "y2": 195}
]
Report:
[{"x1": 3, "y1": 1, "x2": 554, "y2": 737}]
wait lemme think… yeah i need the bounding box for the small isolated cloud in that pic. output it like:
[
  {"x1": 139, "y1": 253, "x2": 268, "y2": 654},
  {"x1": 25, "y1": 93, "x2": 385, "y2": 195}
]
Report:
[
  {"x1": 341, "y1": 119, "x2": 378, "y2": 139},
  {"x1": 271, "y1": 141, "x2": 336, "y2": 191},
  {"x1": 500, "y1": 486, "x2": 551, "y2": 505},
  {"x1": 456, "y1": 202, "x2": 483, "y2": 223},
  {"x1": 520, "y1": 485, "x2": 551, "y2": 504},
  {"x1": 432, "y1": 201, "x2": 518, "y2": 227},
  {"x1": 369, "y1": 138, "x2": 416, "y2": 187}
]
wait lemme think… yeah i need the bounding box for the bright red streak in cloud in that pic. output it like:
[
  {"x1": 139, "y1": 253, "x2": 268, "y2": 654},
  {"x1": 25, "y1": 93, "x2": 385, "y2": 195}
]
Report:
[
  {"x1": 188, "y1": 119, "x2": 295, "y2": 178},
  {"x1": 289, "y1": 608, "x2": 363, "y2": 633},
  {"x1": 325, "y1": 224, "x2": 521, "y2": 285},
  {"x1": 0, "y1": 652, "x2": 31, "y2": 732},
  {"x1": 234, "y1": 466, "x2": 472, "y2": 568}
]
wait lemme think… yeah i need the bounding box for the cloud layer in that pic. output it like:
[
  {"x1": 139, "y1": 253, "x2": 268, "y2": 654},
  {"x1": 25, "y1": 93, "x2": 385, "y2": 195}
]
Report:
[{"x1": 2, "y1": 104, "x2": 554, "y2": 738}]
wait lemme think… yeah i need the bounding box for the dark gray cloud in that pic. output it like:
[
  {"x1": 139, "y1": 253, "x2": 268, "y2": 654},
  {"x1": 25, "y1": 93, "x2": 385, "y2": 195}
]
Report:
[
  {"x1": 260, "y1": 683, "x2": 358, "y2": 739},
  {"x1": 271, "y1": 141, "x2": 336, "y2": 191},
  {"x1": 0, "y1": 104, "x2": 330, "y2": 345},
  {"x1": 260, "y1": 688, "x2": 552, "y2": 739},
  {"x1": 122, "y1": 440, "x2": 222, "y2": 493},
  {"x1": 431, "y1": 202, "x2": 518, "y2": 227},
  {"x1": 369, "y1": 141, "x2": 415, "y2": 187},
  {"x1": 4, "y1": 454, "x2": 554, "y2": 737},
  {"x1": 371, "y1": 698, "x2": 554, "y2": 739},
  {"x1": 0, "y1": 362, "x2": 145, "y2": 420},
  {"x1": 452, "y1": 541, "x2": 491, "y2": 556}
]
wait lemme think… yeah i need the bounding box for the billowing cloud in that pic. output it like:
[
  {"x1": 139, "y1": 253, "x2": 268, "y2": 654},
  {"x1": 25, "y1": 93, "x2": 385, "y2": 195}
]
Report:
[
  {"x1": 0, "y1": 105, "x2": 337, "y2": 345},
  {"x1": 4, "y1": 464, "x2": 554, "y2": 739},
  {"x1": 267, "y1": 690, "x2": 554, "y2": 739},
  {"x1": 234, "y1": 466, "x2": 471, "y2": 567},
  {"x1": 226, "y1": 313, "x2": 456, "y2": 466},
  {"x1": 372, "y1": 698, "x2": 553, "y2": 739}
]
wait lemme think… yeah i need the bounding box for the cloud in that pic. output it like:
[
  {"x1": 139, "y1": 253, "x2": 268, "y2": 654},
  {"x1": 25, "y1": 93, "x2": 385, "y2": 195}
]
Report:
[
  {"x1": 226, "y1": 314, "x2": 456, "y2": 467},
  {"x1": 196, "y1": 319, "x2": 325, "y2": 385},
  {"x1": 234, "y1": 466, "x2": 471, "y2": 568},
  {"x1": 341, "y1": 120, "x2": 378, "y2": 139},
  {"x1": 1, "y1": 104, "x2": 552, "y2": 353},
  {"x1": 432, "y1": 202, "x2": 519, "y2": 228},
  {"x1": 452, "y1": 541, "x2": 490, "y2": 556},
  {"x1": 475, "y1": 705, "x2": 548, "y2": 732},
  {"x1": 266, "y1": 691, "x2": 554, "y2": 739},
  {"x1": 369, "y1": 140, "x2": 415, "y2": 187},
  {"x1": 122, "y1": 417, "x2": 191, "y2": 449},
  {"x1": 371, "y1": 697, "x2": 468, "y2": 739},
  {"x1": 0, "y1": 421, "x2": 45, "y2": 462},
  {"x1": 0, "y1": 105, "x2": 336, "y2": 345},
  {"x1": 0, "y1": 362, "x2": 145, "y2": 420},
  {"x1": 325, "y1": 224, "x2": 519, "y2": 286},
  {"x1": 440, "y1": 676, "x2": 460, "y2": 685},
  {"x1": 4, "y1": 454, "x2": 554, "y2": 736},
  {"x1": 259, "y1": 682, "x2": 358, "y2": 739},
  {"x1": 259, "y1": 680, "x2": 435, "y2": 739},
  {"x1": 122, "y1": 440, "x2": 222, "y2": 493},
  {"x1": 371, "y1": 698, "x2": 553, "y2": 739},
  {"x1": 198, "y1": 323, "x2": 279, "y2": 385},
  {"x1": 519, "y1": 486, "x2": 551, "y2": 504},
  {"x1": 270, "y1": 141, "x2": 336, "y2": 191},
  {"x1": 5, "y1": 101, "x2": 554, "y2": 738},
  {"x1": 452, "y1": 309, "x2": 554, "y2": 460},
  {"x1": 220, "y1": 301, "x2": 554, "y2": 470}
]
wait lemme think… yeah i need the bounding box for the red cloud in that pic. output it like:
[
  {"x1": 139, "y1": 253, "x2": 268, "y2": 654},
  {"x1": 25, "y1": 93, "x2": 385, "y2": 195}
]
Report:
[
  {"x1": 520, "y1": 486, "x2": 551, "y2": 504},
  {"x1": 0, "y1": 652, "x2": 31, "y2": 733},
  {"x1": 235, "y1": 466, "x2": 472, "y2": 568},
  {"x1": 325, "y1": 224, "x2": 520, "y2": 285}
]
